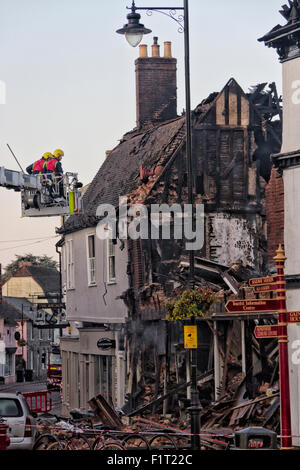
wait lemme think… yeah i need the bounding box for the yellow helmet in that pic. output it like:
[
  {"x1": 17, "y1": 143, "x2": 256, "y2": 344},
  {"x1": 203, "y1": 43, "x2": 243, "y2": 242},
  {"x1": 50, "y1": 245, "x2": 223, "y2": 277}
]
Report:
[
  {"x1": 53, "y1": 149, "x2": 64, "y2": 159},
  {"x1": 42, "y1": 152, "x2": 53, "y2": 160}
]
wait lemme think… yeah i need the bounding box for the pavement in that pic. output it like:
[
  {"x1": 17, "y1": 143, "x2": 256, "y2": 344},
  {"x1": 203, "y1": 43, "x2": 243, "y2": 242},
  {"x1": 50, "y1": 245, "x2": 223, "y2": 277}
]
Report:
[{"x1": 0, "y1": 379, "x2": 45, "y2": 392}]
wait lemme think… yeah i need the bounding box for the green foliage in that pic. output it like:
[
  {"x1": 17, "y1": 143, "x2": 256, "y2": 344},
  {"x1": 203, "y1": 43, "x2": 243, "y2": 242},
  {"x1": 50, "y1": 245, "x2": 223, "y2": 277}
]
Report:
[
  {"x1": 166, "y1": 287, "x2": 219, "y2": 322},
  {"x1": 3, "y1": 253, "x2": 58, "y2": 281}
]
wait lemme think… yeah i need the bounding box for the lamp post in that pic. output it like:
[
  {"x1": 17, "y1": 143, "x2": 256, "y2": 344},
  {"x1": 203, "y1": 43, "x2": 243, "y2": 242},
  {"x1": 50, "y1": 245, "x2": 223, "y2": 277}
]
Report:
[
  {"x1": 117, "y1": 0, "x2": 200, "y2": 450},
  {"x1": 274, "y1": 245, "x2": 292, "y2": 450}
]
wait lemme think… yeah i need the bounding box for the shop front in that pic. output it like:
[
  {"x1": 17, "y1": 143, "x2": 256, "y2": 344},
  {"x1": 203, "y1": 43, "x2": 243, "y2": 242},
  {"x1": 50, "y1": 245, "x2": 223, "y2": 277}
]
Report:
[{"x1": 60, "y1": 326, "x2": 126, "y2": 415}]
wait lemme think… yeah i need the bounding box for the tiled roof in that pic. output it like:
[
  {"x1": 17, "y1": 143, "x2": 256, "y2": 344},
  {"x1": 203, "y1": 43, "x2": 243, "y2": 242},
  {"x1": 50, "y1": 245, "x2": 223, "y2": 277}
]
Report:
[
  {"x1": 0, "y1": 300, "x2": 20, "y2": 326},
  {"x1": 59, "y1": 116, "x2": 186, "y2": 234},
  {"x1": 3, "y1": 297, "x2": 36, "y2": 322},
  {"x1": 12, "y1": 265, "x2": 60, "y2": 295}
]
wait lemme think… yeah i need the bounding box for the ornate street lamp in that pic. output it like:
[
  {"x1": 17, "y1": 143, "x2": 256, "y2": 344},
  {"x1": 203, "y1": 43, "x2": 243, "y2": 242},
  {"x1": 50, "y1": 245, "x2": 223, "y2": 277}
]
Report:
[
  {"x1": 117, "y1": 0, "x2": 200, "y2": 451},
  {"x1": 116, "y1": 1, "x2": 152, "y2": 47}
]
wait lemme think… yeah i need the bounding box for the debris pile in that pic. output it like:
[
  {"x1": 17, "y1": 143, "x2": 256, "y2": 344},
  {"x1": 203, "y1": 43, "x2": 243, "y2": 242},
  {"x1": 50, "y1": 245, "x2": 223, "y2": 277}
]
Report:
[{"x1": 118, "y1": 295, "x2": 280, "y2": 440}]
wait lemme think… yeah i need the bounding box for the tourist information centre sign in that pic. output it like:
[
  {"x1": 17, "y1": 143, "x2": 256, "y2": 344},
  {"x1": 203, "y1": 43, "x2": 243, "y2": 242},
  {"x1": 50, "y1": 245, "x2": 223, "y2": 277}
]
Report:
[{"x1": 225, "y1": 299, "x2": 279, "y2": 314}]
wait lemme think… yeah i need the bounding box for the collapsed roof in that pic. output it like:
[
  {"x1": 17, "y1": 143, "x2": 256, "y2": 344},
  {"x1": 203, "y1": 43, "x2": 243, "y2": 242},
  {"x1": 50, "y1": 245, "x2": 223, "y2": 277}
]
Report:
[{"x1": 59, "y1": 78, "x2": 281, "y2": 236}]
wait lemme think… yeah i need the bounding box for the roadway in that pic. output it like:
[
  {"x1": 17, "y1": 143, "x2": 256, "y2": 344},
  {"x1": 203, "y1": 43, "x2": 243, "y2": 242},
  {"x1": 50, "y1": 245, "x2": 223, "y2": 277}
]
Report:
[{"x1": 0, "y1": 379, "x2": 62, "y2": 415}]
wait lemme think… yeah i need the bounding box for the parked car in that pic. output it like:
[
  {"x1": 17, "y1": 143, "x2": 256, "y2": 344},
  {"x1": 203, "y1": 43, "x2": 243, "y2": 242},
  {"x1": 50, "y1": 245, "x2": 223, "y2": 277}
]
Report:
[{"x1": 0, "y1": 392, "x2": 38, "y2": 450}]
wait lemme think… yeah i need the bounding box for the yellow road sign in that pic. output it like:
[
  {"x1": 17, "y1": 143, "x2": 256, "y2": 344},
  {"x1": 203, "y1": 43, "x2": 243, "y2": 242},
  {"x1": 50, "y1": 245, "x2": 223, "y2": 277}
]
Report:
[{"x1": 184, "y1": 325, "x2": 197, "y2": 349}]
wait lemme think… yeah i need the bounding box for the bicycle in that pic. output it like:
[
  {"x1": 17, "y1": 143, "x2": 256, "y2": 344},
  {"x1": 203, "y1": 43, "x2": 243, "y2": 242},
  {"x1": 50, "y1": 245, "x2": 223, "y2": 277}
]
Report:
[
  {"x1": 46, "y1": 410, "x2": 125, "y2": 450},
  {"x1": 33, "y1": 433, "x2": 64, "y2": 451},
  {"x1": 121, "y1": 434, "x2": 150, "y2": 450},
  {"x1": 67, "y1": 409, "x2": 126, "y2": 450},
  {"x1": 91, "y1": 428, "x2": 126, "y2": 450},
  {"x1": 148, "y1": 433, "x2": 177, "y2": 450},
  {"x1": 46, "y1": 430, "x2": 93, "y2": 450}
]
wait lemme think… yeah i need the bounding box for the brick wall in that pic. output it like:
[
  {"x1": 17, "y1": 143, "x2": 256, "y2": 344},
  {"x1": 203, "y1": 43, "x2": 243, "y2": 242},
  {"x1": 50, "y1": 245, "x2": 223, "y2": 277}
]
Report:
[
  {"x1": 265, "y1": 167, "x2": 284, "y2": 266},
  {"x1": 135, "y1": 41, "x2": 177, "y2": 128}
]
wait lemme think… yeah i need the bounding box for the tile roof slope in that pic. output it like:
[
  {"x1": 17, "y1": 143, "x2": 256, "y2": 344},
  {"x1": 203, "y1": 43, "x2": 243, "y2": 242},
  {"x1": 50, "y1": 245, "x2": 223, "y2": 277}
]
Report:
[
  {"x1": 25, "y1": 266, "x2": 60, "y2": 294},
  {"x1": 0, "y1": 300, "x2": 21, "y2": 326},
  {"x1": 4, "y1": 297, "x2": 36, "y2": 322},
  {"x1": 60, "y1": 116, "x2": 186, "y2": 233}
]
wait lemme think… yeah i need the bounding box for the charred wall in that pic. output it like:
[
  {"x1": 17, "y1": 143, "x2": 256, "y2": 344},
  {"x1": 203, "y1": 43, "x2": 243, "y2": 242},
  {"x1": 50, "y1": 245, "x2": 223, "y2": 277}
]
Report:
[{"x1": 123, "y1": 79, "x2": 281, "y2": 404}]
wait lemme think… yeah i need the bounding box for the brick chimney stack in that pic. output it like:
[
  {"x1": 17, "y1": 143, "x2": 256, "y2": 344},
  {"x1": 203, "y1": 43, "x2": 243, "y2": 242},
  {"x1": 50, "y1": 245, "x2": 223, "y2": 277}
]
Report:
[{"x1": 135, "y1": 37, "x2": 177, "y2": 128}]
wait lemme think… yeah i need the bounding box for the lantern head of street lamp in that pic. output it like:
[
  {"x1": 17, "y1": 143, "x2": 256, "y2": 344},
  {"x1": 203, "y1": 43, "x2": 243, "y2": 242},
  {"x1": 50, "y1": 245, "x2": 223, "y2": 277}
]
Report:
[{"x1": 116, "y1": 1, "x2": 152, "y2": 47}]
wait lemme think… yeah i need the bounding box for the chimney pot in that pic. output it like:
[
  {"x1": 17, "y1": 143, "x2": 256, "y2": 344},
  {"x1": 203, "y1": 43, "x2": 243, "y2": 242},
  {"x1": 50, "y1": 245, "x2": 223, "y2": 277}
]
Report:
[
  {"x1": 164, "y1": 41, "x2": 172, "y2": 58},
  {"x1": 152, "y1": 36, "x2": 160, "y2": 57},
  {"x1": 139, "y1": 44, "x2": 148, "y2": 58}
]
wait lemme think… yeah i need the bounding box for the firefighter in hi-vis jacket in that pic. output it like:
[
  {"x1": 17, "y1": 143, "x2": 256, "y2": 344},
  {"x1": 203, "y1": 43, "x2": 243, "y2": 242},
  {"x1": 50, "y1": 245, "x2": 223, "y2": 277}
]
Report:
[{"x1": 26, "y1": 152, "x2": 53, "y2": 175}]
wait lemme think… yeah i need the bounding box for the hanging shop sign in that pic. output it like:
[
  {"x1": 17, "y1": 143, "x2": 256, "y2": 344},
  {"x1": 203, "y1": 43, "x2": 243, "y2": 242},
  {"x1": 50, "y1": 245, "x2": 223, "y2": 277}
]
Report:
[{"x1": 97, "y1": 338, "x2": 116, "y2": 351}]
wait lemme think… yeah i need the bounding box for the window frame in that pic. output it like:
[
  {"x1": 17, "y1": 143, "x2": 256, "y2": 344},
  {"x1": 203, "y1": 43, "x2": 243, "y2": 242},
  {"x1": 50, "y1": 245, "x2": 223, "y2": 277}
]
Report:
[
  {"x1": 107, "y1": 237, "x2": 116, "y2": 284},
  {"x1": 66, "y1": 239, "x2": 75, "y2": 290},
  {"x1": 86, "y1": 233, "x2": 97, "y2": 286}
]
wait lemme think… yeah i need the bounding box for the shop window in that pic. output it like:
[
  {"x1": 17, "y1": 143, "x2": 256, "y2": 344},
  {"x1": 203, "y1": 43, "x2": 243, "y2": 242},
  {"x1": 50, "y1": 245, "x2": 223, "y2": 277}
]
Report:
[
  {"x1": 5, "y1": 353, "x2": 13, "y2": 376},
  {"x1": 94, "y1": 355, "x2": 113, "y2": 405}
]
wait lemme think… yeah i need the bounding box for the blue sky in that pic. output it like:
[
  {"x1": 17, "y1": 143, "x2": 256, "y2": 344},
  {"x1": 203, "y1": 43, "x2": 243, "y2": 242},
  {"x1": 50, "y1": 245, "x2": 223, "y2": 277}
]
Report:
[{"x1": 0, "y1": 0, "x2": 285, "y2": 268}]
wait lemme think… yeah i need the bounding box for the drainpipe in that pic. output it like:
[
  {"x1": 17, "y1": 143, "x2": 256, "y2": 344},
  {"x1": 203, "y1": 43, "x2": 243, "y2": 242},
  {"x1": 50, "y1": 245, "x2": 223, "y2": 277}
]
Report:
[
  {"x1": 56, "y1": 244, "x2": 63, "y2": 303},
  {"x1": 56, "y1": 239, "x2": 64, "y2": 338}
]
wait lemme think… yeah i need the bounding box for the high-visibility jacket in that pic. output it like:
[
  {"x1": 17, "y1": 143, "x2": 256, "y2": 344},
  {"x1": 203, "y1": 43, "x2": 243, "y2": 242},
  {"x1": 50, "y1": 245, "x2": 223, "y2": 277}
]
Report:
[
  {"x1": 47, "y1": 158, "x2": 63, "y2": 174},
  {"x1": 32, "y1": 159, "x2": 45, "y2": 173}
]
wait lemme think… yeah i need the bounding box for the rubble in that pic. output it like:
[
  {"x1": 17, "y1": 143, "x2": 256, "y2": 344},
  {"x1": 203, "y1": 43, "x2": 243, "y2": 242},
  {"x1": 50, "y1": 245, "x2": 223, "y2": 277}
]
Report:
[
  {"x1": 35, "y1": 272, "x2": 281, "y2": 450},
  {"x1": 118, "y1": 290, "x2": 280, "y2": 444}
]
